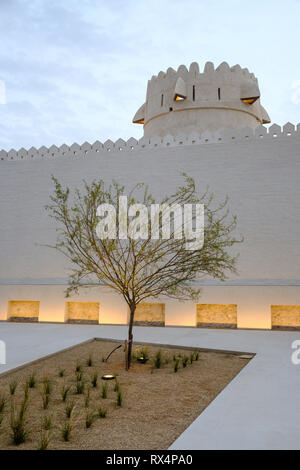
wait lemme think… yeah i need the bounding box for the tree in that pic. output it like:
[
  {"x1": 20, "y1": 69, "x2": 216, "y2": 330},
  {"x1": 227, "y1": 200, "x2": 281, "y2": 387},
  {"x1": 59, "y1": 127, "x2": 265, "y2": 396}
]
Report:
[{"x1": 46, "y1": 174, "x2": 242, "y2": 370}]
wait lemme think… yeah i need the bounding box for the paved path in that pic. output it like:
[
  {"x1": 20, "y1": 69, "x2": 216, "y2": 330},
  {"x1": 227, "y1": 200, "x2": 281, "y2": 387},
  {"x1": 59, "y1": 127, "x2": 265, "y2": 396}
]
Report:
[{"x1": 0, "y1": 322, "x2": 299, "y2": 449}]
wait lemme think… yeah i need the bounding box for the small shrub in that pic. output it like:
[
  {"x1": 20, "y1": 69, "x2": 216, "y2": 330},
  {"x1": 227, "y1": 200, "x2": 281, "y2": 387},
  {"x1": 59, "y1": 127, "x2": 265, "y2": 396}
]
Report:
[
  {"x1": 58, "y1": 368, "x2": 65, "y2": 378},
  {"x1": 75, "y1": 362, "x2": 82, "y2": 373},
  {"x1": 9, "y1": 381, "x2": 17, "y2": 396},
  {"x1": 84, "y1": 388, "x2": 90, "y2": 408},
  {"x1": 75, "y1": 380, "x2": 85, "y2": 395},
  {"x1": 189, "y1": 353, "x2": 194, "y2": 364},
  {"x1": 91, "y1": 372, "x2": 98, "y2": 388},
  {"x1": 37, "y1": 430, "x2": 51, "y2": 450},
  {"x1": 10, "y1": 397, "x2": 28, "y2": 445},
  {"x1": 97, "y1": 407, "x2": 107, "y2": 418},
  {"x1": 65, "y1": 401, "x2": 75, "y2": 419},
  {"x1": 173, "y1": 354, "x2": 177, "y2": 362},
  {"x1": 61, "y1": 420, "x2": 73, "y2": 442},
  {"x1": 27, "y1": 373, "x2": 36, "y2": 388},
  {"x1": 86, "y1": 354, "x2": 93, "y2": 367},
  {"x1": 194, "y1": 351, "x2": 199, "y2": 361},
  {"x1": 42, "y1": 415, "x2": 52, "y2": 431},
  {"x1": 101, "y1": 382, "x2": 108, "y2": 399},
  {"x1": 174, "y1": 358, "x2": 180, "y2": 373},
  {"x1": 182, "y1": 356, "x2": 189, "y2": 368},
  {"x1": 0, "y1": 393, "x2": 6, "y2": 413},
  {"x1": 85, "y1": 411, "x2": 96, "y2": 428},
  {"x1": 153, "y1": 350, "x2": 162, "y2": 369},
  {"x1": 61, "y1": 384, "x2": 71, "y2": 402},
  {"x1": 116, "y1": 388, "x2": 123, "y2": 407}
]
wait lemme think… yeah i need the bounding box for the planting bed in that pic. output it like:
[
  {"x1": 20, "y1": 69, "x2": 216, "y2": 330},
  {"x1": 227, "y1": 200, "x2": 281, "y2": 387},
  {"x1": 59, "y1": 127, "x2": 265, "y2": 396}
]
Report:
[{"x1": 0, "y1": 339, "x2": 252, "y2": 449}]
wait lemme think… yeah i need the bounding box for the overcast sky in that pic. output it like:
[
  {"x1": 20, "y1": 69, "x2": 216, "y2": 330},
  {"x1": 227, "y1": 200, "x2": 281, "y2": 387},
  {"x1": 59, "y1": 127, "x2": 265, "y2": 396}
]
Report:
[{"x1": 0, "y1": 0, "x2": 300, "y2": 150}]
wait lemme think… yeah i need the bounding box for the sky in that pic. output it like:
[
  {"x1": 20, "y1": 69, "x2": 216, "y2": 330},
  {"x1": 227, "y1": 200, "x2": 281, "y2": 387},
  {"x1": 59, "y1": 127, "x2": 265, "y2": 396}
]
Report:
[{"x1": 0, "y1": 0, "x2": 300, "y2": 150}]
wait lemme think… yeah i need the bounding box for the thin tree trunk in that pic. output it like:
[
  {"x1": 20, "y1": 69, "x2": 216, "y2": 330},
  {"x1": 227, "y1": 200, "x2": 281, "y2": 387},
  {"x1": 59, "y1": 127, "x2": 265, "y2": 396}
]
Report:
[{"x1": 126, "y1": 304, "x2": 136, "y2": 370}]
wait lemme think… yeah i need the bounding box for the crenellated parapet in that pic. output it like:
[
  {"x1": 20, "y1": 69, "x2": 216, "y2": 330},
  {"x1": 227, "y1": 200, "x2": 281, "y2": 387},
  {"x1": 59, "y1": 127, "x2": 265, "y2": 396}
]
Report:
[{"x1": 0, "y1": 123, "x2": 299, "y2": 161}]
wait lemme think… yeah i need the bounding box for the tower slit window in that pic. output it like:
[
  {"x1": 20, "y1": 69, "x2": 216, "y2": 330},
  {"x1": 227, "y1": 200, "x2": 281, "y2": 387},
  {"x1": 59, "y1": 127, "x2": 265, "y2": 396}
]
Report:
[
  {"x1": 161, "y1": 94, "x2": 164, "y2": 107},
  {"x1": 192, "y1": 85, "x2": 195, "y2": 101},
  {"x1": 218, "y1": 88, "x2": 221, "y2": 100}
]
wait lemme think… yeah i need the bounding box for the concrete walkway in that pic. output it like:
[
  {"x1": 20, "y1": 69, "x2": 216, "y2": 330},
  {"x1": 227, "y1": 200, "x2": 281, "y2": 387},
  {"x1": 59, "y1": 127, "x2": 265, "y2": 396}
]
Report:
[{"x1": 0, "y1": 322, "x2": 299, "y2": 450}]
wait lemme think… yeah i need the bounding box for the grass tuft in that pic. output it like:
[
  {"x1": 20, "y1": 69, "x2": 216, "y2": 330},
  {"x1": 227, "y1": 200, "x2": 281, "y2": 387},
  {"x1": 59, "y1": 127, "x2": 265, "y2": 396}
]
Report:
[
  {"x1": 42, "y1": 415, "x2": 52, "y2": 431},
  {"x1": 37, "y1": 430, "x2": 51, "y2": 450},
  {"x1": 0, "y1": 393, "x2": 6, "y2": 413},
  {"x1": 101, "y1": 382, "x2": 108, "y2": 399},
  {"x1": 61, "y1": 420, "x2": 73, "y2": 442},
  {"x1": 85, "y1": 411, "x2": 96, "y2": 428},
  {"x1": 91, "y1": 372, "x2": 98, "y2": 388},
  {"x1": 75, "y1": 380, "x2": 85, "y2": 395},
  {"x1": 97, "y1": 406, "x2": 107, "y2": 418},
  {"x1": 58, "y1": 368, "x2": 65, "y2": 378},
  {"x1": 174, "y1": 358, "x2": 180, "y2": 373},
  {"x1": 153, "y1": 350, "x2": 162, "y2": 369},
  {"x1": 86, "y1": 354, "x2": 93, "y2": 367},
  {"x1": 10, "y1": 396, "x2": 28, "y2": 445},
  {"x1": 61, "y1": 384, "x2": 71, "y2": 402},
  {"x1": 116, "y1": 388, "x2": 123, "y2": 407},
  {"x1": 27, "y1": 373, "x2": 36, "y2": 388},
  {"x1": 9, "y1": 381, "x2": 17, "y2": 396},
  {"x1": 65, "y1": 401, "x2": 75, "y2": 419}
]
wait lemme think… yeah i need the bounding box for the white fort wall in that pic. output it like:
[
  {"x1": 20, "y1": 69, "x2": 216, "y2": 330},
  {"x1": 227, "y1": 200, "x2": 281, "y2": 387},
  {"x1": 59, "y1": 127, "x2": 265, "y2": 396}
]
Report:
[{"x1": 0, "y1": 123, "x2": 299, "y2": 328}]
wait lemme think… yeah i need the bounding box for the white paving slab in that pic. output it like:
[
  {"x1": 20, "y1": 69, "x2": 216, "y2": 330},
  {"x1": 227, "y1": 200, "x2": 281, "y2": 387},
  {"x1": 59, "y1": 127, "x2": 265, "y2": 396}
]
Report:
[{"x1": 0, "y1": 322, "x2": 299, "y2": 449}]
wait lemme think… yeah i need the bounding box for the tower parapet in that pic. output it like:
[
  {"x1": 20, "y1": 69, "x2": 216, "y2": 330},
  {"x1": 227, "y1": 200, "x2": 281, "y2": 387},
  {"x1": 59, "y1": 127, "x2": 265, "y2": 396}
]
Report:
[{"x1": 133, "y1": 61, "x2": 271, "y2": 138}]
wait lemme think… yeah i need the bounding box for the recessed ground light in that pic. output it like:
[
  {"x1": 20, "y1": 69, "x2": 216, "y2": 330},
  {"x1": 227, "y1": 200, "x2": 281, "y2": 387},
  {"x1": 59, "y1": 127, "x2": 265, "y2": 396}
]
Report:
[
  {"x1": 137, "y1": 356, "x2": 148, "y2": 364},
  {"x1": 238, "y1": 354, "x2": 253, "y2": 359},
  {"x1": 101, "y1": 374, "x2": 116, "y2": 380}
]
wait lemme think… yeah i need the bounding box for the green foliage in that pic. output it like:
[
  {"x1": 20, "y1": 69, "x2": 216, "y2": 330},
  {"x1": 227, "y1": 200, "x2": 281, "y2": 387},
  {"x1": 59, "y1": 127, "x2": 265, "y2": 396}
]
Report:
[
  {"x1": 116, "y1": 388, "x2": 123, "y2": 407},
  {"x1": 182, "y1": 356, "x2": 189, "y2": 368},
  {"x1": 174, "y1": 358, "x2": 180, "y2": 373},
  {"x1": 58, "y1": 368, "x2": 65, "y2": 378},
  {"x1": 46, "y1": 175, "x2": 242, "y2": 371},
  {"x1": 75, "y1": 362, "x2": 82, "y2": 374},
  {"x1": 65, "y1": 401, "x2": 75, "y2": 419},
  {"x1": 75, "y1": 380, "x2": 85, "y2": 395},
  {"x1": 10, "y1": 396, "x2": 28, "y2": 445},
  {"x1": 42, "y1": 415, "x2": 52, "y2": 431},
  {"x1": 84, "y1": 388, "x2": 90, "y2": 408},
  {"x1": 86, "y1": 354, "x2": 93, "y2": 367},
  {"x1": 37, "y1": 430, "x2": 51, "y2": 450},
  {"x1": 42, "y1": 376, "x2": 52, "y2": 395},
  {"x1": 114, "y1": 380, "x2": 120, "y2": 393},
  {"x1": 101, "y1": 382, "x2": 108, "y2": 399},
  {"x1": 61, "y1": 420, "x2": 73, "y2": 442},
  {"x1": 27, "y1": 373, "x2": 36, "y2": 388},
  {"x1": 9, "y1": 381, "x2": 17, "y2": 396},
  {"x1": 85, "y1": 411, "x2": 96, "y2": 428},
  {"x1": 91, "y1": 372, "x2": 98, "y2": 388},
  {"x1": 97, "y1": 407, "x2": 107, "y2": 418},
  {"x1": 153, "y1": 350, "x2": 162, "y2": 369},
  {"x1": 76, "y1": 370, "x2": 83, "y2": 382},
  {"x1": 61, "y1": 384, "x2": 71, "y2": 402},
  {"x1": 0, "y1": 392, "x2": 6, "y2": 413}
]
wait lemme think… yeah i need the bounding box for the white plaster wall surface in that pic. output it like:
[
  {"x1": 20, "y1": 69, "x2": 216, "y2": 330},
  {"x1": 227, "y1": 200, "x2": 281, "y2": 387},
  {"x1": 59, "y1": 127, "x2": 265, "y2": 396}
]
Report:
[{"x1": 0, "y1": 128, "x2": 299, "y2": 326}]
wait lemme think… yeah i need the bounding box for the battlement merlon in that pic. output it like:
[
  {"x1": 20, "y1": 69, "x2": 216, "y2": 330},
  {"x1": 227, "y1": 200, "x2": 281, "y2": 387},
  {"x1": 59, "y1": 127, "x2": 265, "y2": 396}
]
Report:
[{"x1": 133, "y1": 61, "x2": 271, "y2": 138}]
